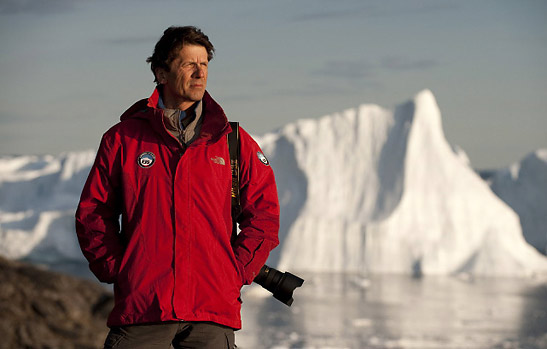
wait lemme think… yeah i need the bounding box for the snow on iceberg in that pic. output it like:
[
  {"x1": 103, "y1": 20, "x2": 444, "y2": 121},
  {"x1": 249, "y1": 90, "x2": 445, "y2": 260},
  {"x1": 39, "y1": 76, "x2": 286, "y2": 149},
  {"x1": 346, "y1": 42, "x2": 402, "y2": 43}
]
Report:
[
  {"x1": 0, "y1": 151, "x2": 95, "y2": 262},
  {"x1": 0, "y1": 90, "x2": 546, "y2": 277},
  {"x1": 488, "y1": 149, "x2": 547, "y2": 254},
  {"x1": 258, "y1": 90, "x2": 547, "y2": 276}
]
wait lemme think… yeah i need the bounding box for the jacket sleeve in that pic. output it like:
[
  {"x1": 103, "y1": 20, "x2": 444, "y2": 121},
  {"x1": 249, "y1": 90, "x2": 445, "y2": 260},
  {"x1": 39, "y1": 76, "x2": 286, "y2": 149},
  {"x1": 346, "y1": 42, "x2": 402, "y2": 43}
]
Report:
[
  {"x1": 232, "y1": 127, "x2": 280, "y2": 285},
  {"x1": 75, "y1": 133, "x2": 124, "y2": 284}
]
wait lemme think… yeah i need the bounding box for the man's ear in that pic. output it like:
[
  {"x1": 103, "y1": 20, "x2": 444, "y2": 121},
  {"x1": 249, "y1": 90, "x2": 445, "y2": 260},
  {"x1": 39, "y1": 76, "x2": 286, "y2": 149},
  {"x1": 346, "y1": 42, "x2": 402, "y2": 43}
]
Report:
[{"x1": 155, "y1": 68, "x2": 167, "y2": 84}]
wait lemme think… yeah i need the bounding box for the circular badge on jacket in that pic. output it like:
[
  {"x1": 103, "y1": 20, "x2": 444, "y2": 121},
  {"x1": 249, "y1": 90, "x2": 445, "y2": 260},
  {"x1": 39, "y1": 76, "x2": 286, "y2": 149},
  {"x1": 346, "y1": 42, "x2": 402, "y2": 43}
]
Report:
[
  {"x1": 257, "y1": 151, "x2": 269, "y2": 166},
  {"x1": 137, "y1": 152, "x2": 156, "y2": 168}
]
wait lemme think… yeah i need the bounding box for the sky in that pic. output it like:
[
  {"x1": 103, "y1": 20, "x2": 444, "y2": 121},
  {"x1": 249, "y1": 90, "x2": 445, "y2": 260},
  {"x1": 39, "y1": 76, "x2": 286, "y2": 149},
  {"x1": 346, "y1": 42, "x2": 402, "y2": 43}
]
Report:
[{"x1": 0, "y1": 0, "x2": 545, "y2": 170}]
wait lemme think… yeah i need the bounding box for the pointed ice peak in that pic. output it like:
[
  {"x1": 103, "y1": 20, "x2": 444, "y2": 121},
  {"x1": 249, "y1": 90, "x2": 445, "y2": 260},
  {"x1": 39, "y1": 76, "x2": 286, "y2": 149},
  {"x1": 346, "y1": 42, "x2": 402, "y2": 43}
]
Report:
[
  {"x1": 413, "y1": 89, "x2": 437, "y2": 108},
  {"x1": 533, "y1": 148, "x2": 547, "y2": 162},
  {"x1": 271, "y1": 89, "x2": 440, "y2": 146},
  {"x1": 409, "y1": 88, "x2": 443, "y2": 131}
]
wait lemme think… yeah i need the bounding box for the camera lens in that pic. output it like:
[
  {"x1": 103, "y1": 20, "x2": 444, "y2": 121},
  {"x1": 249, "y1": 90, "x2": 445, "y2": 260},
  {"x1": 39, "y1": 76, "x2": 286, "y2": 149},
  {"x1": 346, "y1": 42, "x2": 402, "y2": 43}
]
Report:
[{"x1": 253, "y1": 265, "x2": 304, "y2": 306}]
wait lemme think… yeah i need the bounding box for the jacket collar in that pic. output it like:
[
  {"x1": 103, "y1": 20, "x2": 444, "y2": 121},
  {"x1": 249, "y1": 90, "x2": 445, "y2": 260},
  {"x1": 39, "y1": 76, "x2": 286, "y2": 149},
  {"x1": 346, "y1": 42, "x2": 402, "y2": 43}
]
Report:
[{"x1": 120, "y1": 88, "x2": 231, "y2": 147}]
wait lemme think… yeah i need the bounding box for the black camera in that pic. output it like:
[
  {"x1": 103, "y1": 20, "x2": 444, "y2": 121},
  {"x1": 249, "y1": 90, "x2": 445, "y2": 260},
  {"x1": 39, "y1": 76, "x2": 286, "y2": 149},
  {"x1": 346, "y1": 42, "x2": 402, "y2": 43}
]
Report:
[{"x1": 253, "y1": 265, "x2": 304, "y2": 306}]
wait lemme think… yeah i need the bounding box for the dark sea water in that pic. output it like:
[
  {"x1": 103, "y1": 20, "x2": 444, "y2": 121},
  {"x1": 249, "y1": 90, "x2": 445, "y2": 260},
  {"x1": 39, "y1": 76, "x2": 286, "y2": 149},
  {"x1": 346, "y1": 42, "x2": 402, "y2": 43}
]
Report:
[{"x1": 237, "y1": 273, "x2": 547, "y2": 349}]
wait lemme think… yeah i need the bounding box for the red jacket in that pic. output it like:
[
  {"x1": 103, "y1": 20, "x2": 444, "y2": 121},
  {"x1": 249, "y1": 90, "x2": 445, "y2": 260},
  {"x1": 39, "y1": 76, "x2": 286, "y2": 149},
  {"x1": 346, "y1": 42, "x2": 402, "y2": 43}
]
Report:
[{"x1": 75, "y1": 89, "x2": 279, "y2": 329}]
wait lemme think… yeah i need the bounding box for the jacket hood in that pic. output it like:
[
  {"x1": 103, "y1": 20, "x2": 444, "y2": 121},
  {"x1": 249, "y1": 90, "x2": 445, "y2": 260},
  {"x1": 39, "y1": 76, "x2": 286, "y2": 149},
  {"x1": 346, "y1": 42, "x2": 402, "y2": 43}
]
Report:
[{"x1": 119, "y1": 88, "x2": 230, "y2": 146}]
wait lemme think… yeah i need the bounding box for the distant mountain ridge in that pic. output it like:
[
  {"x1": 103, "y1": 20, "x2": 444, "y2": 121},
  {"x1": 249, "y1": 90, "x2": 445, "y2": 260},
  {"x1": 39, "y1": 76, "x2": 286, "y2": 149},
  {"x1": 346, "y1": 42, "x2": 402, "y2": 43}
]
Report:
[{"x1": 0, "y1": 90, "x2": 546, "y2": 277}]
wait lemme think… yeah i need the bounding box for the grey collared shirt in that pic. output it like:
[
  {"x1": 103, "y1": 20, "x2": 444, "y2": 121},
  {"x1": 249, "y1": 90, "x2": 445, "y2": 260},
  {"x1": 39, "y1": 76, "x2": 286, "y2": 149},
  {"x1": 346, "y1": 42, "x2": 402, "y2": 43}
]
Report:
[{"x1": 158, "y1": 96, "x2": 203, "y2": 146}]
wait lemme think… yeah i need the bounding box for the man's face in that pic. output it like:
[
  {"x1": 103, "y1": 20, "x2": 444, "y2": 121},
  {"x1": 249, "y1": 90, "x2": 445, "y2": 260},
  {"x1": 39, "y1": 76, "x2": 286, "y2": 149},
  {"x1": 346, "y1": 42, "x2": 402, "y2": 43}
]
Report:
[{"x1": 157, "y1": 44, "x2": 209, "y2": 110}]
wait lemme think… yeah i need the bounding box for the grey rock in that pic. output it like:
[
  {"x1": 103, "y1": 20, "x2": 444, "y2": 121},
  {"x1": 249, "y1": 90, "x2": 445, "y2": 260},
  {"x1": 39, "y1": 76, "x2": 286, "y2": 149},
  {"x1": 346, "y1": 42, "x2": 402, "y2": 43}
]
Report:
[{"x1": 0, "y1": 256, "x2": 113, "y2": 349}]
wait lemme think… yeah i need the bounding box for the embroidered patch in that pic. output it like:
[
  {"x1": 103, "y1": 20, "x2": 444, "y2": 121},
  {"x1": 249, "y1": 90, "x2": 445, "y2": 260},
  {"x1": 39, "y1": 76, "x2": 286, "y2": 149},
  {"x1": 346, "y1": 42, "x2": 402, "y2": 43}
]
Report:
[
  {"x1": 211, "y1": 156, "x2": 226, "y2": 165},
  {"x1": 257, "y1": 151, "x2": 269, "y2": 166},
  {"x1": 137, "y1": 152, "x2": 155, "y2": 168}
]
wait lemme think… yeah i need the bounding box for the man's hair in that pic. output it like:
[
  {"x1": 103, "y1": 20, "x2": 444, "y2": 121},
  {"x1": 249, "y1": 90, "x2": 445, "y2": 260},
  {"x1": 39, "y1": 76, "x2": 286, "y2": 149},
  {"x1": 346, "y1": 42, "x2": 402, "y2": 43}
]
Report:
[{"x1": 146, "y1": 26, "x2": 215, "y2": 83}]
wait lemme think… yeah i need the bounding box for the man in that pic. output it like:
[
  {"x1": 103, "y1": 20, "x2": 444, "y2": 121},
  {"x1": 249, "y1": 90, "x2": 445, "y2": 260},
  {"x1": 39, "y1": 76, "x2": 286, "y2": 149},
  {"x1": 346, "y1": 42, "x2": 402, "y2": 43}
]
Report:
[{"x1": 75, "y1": 26, "x2": 280, "y2": 348}]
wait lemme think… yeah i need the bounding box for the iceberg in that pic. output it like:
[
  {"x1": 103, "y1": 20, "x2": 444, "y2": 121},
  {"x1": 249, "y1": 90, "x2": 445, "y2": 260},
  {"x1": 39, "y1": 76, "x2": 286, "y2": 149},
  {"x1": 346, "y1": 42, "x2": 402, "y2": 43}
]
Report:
[
  {"x1": 1, "y1": 90, "x2": 546, "y2": 277},
  {"x1": 487, "y1": 149, "x2": 547, "y2": 254},
  {"x1": 0, "y1": 151, "x2": 95, "y2": 262},
  {"x1": 258, "y1": 90, "x2": 547, "y2": 276}
]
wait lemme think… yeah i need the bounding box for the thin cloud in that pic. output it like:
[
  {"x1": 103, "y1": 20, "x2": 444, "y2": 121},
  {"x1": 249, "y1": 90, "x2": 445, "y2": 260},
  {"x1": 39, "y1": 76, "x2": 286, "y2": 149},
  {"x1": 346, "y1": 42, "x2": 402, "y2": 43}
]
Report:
[
  {"x1": 312, "y1": 60, "x2": 375, "y2": 79},
  {"x1": 291, "y1": 7, "x2": 372, "y2": 22},
  {"x1": 381, "y1": 56, "x2": 438, "y2": 71},
  {"x1": 290, "y1": 2, "x2": 459, "y2": 23},
  {"x1": 101, "y1": 36, "x2": 156, "y2": 46},
  {"x1": 0, "y1": 0, "x2": 79, "y2": 14},
  {"x1": 313, "y1": 56, "x2": 438, "y2": 80}
]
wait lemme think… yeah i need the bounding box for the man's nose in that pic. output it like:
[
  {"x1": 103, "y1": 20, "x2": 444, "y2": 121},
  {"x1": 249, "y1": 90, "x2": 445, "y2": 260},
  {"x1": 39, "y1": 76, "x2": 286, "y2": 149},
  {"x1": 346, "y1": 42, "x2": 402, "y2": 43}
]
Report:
[{"x1": 193, "y1": 66, "x2": 205, "y2": 78}]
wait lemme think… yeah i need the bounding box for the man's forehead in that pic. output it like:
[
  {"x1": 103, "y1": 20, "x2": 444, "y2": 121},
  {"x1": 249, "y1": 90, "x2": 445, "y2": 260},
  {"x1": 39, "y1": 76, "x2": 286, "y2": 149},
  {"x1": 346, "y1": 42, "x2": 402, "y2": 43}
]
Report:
[
  {"x1": 177, "y1": 44, "x2": 207, "y2": 54},
  {"x1": 171, "y1": 44, "x2": 207, "y2": 60}
]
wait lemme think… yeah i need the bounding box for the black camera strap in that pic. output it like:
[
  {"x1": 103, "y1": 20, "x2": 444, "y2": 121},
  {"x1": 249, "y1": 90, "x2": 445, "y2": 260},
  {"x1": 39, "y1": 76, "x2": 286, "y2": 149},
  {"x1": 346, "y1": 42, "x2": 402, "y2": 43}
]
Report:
[
  {"x1": 227, "y1": 121, "x2": 304, "y2": 305},
  {"x1": 227, "y1": 121, "x2": 241, "y2": 243}
]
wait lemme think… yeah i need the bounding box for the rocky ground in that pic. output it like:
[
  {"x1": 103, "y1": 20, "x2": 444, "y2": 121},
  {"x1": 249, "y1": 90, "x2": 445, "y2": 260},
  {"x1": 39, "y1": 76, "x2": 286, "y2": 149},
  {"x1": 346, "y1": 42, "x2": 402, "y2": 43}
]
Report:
[{"x1": 0, "y1": 256, "x2": 113, "y2": 349}]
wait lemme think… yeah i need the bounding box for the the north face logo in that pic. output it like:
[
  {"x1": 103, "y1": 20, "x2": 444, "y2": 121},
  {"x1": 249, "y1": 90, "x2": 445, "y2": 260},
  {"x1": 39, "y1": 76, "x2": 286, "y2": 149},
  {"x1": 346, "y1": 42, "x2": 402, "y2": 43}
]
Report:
[{"x1": 211, "y1": 156, "x2": 225, "y2": 165}]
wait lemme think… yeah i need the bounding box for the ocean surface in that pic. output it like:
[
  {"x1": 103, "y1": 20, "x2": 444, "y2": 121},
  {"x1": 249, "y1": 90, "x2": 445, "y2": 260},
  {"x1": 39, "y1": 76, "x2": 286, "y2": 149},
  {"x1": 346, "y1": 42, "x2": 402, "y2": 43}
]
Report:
[
  {"x1": 237, "y1": 273, "x2": 547, "y2": 349},
  {"x1": 42, "y1": 261, "x2": 547, "y2": 349}
]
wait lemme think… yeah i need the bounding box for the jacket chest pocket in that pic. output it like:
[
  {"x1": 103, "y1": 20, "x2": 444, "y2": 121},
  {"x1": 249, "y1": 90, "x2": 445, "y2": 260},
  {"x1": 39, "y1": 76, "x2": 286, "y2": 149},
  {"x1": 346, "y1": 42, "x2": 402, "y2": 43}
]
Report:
[
  {"x1": 208, "y1": 154, "x2": 230, "y2": 180},
  {"x1": 193, "y1": 144, "x2": 231, "y2": 181},
  {"x1": 181, "y1": 146, "x2": 231, "y2": 198}
]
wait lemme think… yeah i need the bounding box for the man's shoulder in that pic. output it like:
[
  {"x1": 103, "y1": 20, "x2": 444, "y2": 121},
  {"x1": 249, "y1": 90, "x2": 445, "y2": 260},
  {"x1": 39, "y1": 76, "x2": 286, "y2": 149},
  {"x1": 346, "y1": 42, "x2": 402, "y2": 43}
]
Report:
[
  {"x1": 120, "y1": 98, "x2": 151, "y2": 121},
  {"x1": 105, "y1": 98, "x2": 155, "y2": 134},
  {"x1": 237, "y1": 125, "x2": 260, "y2": 146},
  {"x1": 101, "y1": 114, "x2": 150, "y2": 143},
  {"x1": 231, "y1": 123, "x2": 248, "y2": 138},
  {"x1": 236, "y1": 125, "x2": 271, "y2": 164}
]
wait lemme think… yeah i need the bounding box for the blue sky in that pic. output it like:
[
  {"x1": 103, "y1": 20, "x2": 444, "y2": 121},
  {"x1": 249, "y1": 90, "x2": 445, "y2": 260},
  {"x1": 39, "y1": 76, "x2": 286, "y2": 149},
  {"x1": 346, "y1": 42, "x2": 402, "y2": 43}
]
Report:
[{"x1": 0, "y1": 0, "x2": 545, "y2": 169}]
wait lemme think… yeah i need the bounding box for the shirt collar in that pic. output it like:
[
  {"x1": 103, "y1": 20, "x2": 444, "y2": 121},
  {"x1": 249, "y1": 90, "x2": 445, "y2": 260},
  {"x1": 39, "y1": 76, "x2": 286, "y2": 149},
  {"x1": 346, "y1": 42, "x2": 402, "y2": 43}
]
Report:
[{"x1": 157, "y1": 94, "x2": 201, "y2": 128}]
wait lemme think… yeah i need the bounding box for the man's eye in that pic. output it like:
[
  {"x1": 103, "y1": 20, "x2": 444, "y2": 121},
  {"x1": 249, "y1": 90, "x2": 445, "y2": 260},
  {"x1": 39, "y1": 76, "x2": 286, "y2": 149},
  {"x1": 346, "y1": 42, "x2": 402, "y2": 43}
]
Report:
[{"x1": 181, "y1": 62, "x2": 207, "y2": 69}]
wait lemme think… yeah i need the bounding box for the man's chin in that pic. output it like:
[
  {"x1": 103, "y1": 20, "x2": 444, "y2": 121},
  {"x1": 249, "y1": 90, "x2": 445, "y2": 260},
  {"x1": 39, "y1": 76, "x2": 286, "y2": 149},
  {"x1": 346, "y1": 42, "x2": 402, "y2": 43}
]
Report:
[{"x1": 190, "y1": 91, "x2": 206, "y2": 101}]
